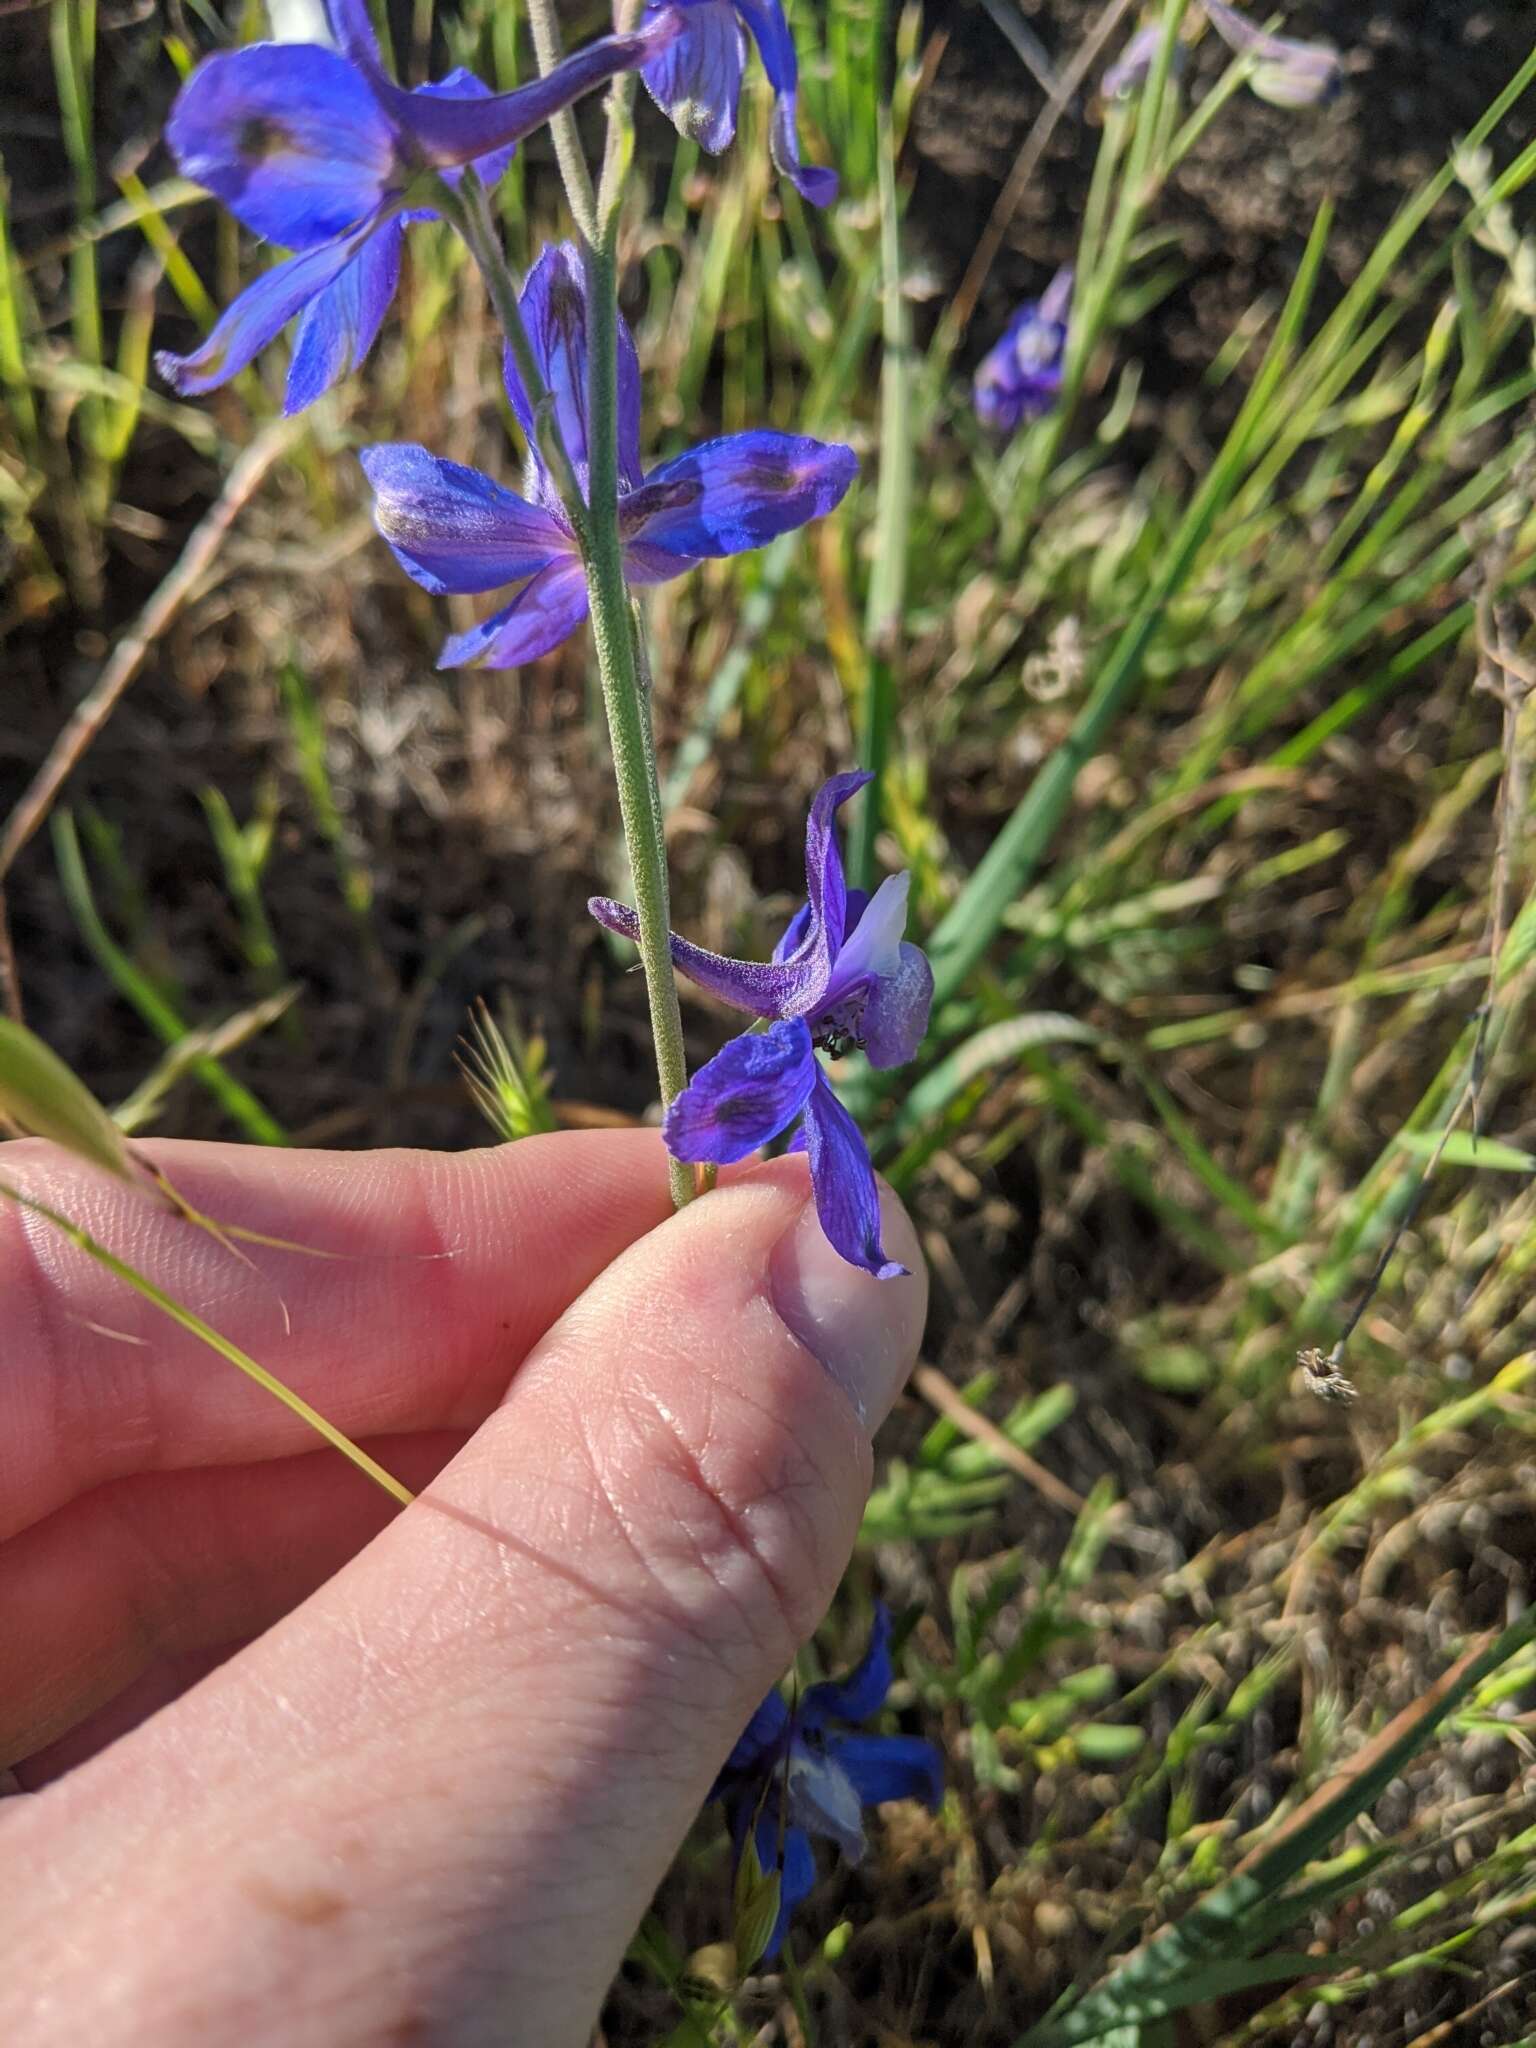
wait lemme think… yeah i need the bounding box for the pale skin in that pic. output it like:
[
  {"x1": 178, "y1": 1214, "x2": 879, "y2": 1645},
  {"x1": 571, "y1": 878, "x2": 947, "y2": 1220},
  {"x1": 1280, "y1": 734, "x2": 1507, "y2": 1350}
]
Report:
[{"x1": 0, "y1": 1130, "x2": 926, "y2": 2047}]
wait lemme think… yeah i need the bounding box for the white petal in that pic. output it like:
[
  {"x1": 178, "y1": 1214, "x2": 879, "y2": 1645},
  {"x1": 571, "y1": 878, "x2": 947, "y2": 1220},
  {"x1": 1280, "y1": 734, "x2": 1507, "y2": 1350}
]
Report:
[{"x1": 824, "y1": 872, "x2": 909, "y2": 1005}]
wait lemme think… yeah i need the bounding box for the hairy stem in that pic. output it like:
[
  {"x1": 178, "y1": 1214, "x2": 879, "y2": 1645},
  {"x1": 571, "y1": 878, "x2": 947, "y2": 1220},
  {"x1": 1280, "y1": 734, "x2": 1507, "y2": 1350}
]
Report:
[
  {"x1": 520, "y1": 0, "x2": 600, "y2": 243},
  {"x1": 442, "y1": 174, "x2": 589, "y2": 547},
  {"x1": 583, "y1": 228, "x2": 693, "y2": 1208}
]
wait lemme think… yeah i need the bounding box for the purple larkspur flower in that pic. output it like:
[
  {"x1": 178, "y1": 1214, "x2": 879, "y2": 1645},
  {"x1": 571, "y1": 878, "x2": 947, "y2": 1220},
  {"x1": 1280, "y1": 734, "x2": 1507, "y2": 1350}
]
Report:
[
  {"x1": 1102, "y1": 22, "x2": 1185, "y2": 99},
  {"x1": 713, "y1": 1607, "x2": 943, "y2": 1962},
  {"x1": 1105, "y1": 4, "x2": 1338, "y2": 109},
  {"x1": 1201, "y1": 0, "x2": 1340, "y2": 108},
  {"x1": 973, "y1": 266, "x2": 1073, "y2": 436},
  {"x1": 156, "y1": 0, "x2": 677, "y2": 413},
  {"x1": 361, "y1": 241, "x2": 857, "y2": 669},
  {"x1": 640, "y1": 0, "x2": 837, "y2": 205},
  {"x1": 590, "y1": 771, "x2": 932, "y2": 1278}
]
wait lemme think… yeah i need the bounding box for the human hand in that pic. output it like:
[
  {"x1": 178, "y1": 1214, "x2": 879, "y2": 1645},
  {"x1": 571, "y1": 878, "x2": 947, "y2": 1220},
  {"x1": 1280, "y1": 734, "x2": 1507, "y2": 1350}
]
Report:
[{"x1": 0, "y1": 1131, "x2": 925, "y2": 2046}]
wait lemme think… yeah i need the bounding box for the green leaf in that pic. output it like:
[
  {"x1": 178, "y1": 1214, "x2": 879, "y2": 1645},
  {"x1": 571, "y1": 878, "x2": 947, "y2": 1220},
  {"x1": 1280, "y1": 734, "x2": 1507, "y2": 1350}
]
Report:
[
  {"x1": 0, "y1": 1017, "x2": 136, "y2": 1184},
  {"x1": 1394, "y1": 1130, "x2": 1536, "y2": 1174},
  {"x1": 732, "y1": 1826, "x2": 783, "y2": 1974}
]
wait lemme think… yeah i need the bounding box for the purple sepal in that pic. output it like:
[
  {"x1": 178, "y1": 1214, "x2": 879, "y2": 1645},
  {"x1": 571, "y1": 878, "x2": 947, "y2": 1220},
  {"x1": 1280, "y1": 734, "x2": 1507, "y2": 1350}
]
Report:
[
  {"x1": 155, "y1": 218, "x2": 385, "y2": 397},
  {"x1": 589, "y1": 896, "x2": 829, "y2": 1021},
  {"x1": 751, "y1": 1814, "x2": 816, "y2": 1961},
  {"x1": 360, "y1": 444, "x2": 573, "y2": 594},
  {"x1": 437, "y1": 559, "x2": 590, "y2": 670},
  {"x1": 1202, "y1": 0, "x2": 1341, "y2": 108},
  {"x1": 736, "y1": 0, "x2": 837, "y2": 204},
  {"x1": 641, "y1": 0, "x2": 745, "y2": 152},
  {"x1": 811, "y1": 1602, "x2": 892, "y2": 1722},
  {"x1": 285, "y1": 218, "x2": 402, "y2": 412},
  {"x1": 832, "y1": 1732, "x2": 945, "y2": 1811},
  {"x1": 661, "y1": 1019, "x2": 818, "y2": 1162},
  {"x1": 377, "y1": 20, "x2": 681, "y2": 169},
  {"x1": 504, "y1": 243, "x2": 645, "y2": 500},
  {"x1": 166, "y1": 43, "x2": 397, "y2": 248},
  {"x1": 974, "y1": 267, "x2": 1073, "y2": 436},
  {"x1": 641, "y1": 0, "x2": 836, "y2": 205},
  {"x1": 802, "y1": 1073, "x2": 906, "y2": 1279},
  {"x1": 1102, "y1": 22, "x2": 1185, "y2": 99},
  {"x1": 622, "y1": 431, "x2": 857, "y2": 560},
  {"x1": 714, "y1": 1604, "x2": 942, "y2": 1959}
]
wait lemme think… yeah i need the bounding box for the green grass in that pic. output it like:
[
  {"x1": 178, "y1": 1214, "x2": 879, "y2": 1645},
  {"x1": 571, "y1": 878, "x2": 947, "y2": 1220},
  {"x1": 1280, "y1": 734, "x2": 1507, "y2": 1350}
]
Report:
[{"x1": 5, "y1": 0, "x2": 1536, "y2": 2040}]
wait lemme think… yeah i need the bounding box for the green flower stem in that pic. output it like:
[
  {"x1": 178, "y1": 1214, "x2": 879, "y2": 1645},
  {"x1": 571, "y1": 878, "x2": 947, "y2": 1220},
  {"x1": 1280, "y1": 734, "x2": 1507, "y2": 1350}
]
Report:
[
  {"x1": 583, "y1": 226, "x2": 694, "y2": 1209},
  {"x1": 520, "y1": 0, "x2": 599, "y2": 245},
  {"x1": 439, "y1": 174, "x2": 590, "y2": 549}
]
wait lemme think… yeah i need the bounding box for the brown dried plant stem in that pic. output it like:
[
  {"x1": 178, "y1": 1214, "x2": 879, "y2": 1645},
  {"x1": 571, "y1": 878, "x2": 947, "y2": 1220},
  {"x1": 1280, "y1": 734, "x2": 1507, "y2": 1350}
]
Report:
[{"x1": 0, "y1": 415, "x2": 306, "y2": 888}]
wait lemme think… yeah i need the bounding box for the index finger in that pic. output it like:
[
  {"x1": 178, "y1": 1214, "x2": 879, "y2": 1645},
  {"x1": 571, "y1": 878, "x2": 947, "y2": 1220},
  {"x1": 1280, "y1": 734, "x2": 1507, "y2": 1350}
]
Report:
[{"x1": 0, "y1": 1129, "x2": 675, "y2": 1540}]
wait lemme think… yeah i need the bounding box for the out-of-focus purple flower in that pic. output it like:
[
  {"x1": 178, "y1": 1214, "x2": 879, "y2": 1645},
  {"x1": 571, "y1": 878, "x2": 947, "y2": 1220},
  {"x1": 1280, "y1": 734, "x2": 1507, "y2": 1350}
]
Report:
[
  {"x1": 590, "y1": 771, "x2": 932, "y2": 1278},
  {"x1": 1201, "y1": 0, "x2": 1341, "y2": 107},
  {"x1": 973, "y1": 266, "x2": 1073, "y2": 436},
  {"x1": 1102, "y1": 22, "x2": 1184, "y2": 99},
  {"x1": 362, "y1": 242, "x2": 856, "y2": 670},
  {"x1": 712, "y1": 1607, "x2": 943, "y2": 1963},
  {"x1": 640, "y1": 0, "x2": 837, "y2": 205},
  {"x1": 157, "y1": 0, "x2": 677, "y2": 412},
  {"x1": 1105, "y1": 4, "x2": 1339, "y2": 110}
]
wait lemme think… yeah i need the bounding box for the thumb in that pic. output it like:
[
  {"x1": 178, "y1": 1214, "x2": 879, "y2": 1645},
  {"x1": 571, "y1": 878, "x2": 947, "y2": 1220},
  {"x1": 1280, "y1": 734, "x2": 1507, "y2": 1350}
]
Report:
[{"x1": 2, "y1": 1157, "x2": 926, "y2": 2048}]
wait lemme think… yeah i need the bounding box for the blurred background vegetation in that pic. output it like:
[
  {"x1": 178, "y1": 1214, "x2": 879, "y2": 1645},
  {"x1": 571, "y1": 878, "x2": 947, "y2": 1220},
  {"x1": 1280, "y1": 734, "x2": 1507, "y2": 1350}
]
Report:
[{"x1": 6, "y1": 1, "x2": 1536, "y2": 2040}]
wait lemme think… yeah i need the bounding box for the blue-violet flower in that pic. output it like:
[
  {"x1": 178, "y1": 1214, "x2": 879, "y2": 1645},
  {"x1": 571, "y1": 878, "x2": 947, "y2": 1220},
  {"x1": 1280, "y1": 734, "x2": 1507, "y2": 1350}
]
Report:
[
  {"x1": 640, "y1": 0, "x2": 837, "y2": 205},
  {"x1": 973, "y1": 266, "x2": 1073, "y2": 436},
  {"x1": 156, "y1": 0, "x2": 677, "y2": 413},
  {"x1": 361, "y1": 241, "x2": 857, "y2": 669},
  {"x1": 1201, "y1": 0, "x2": 1341, "y2": 108},
  {"x1": 713, "y1": 1606, "x2": 943, "y2": 1963},
  {"x1": 1102, "y1": 22, "x2": 1184, "y2": 99},
  {"x1": 590, "y1": 770, "x2": 933, "y2": 1279},
  {"x1": 1105, "y1": 4, "x2": 1339, "y2": 109}
]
